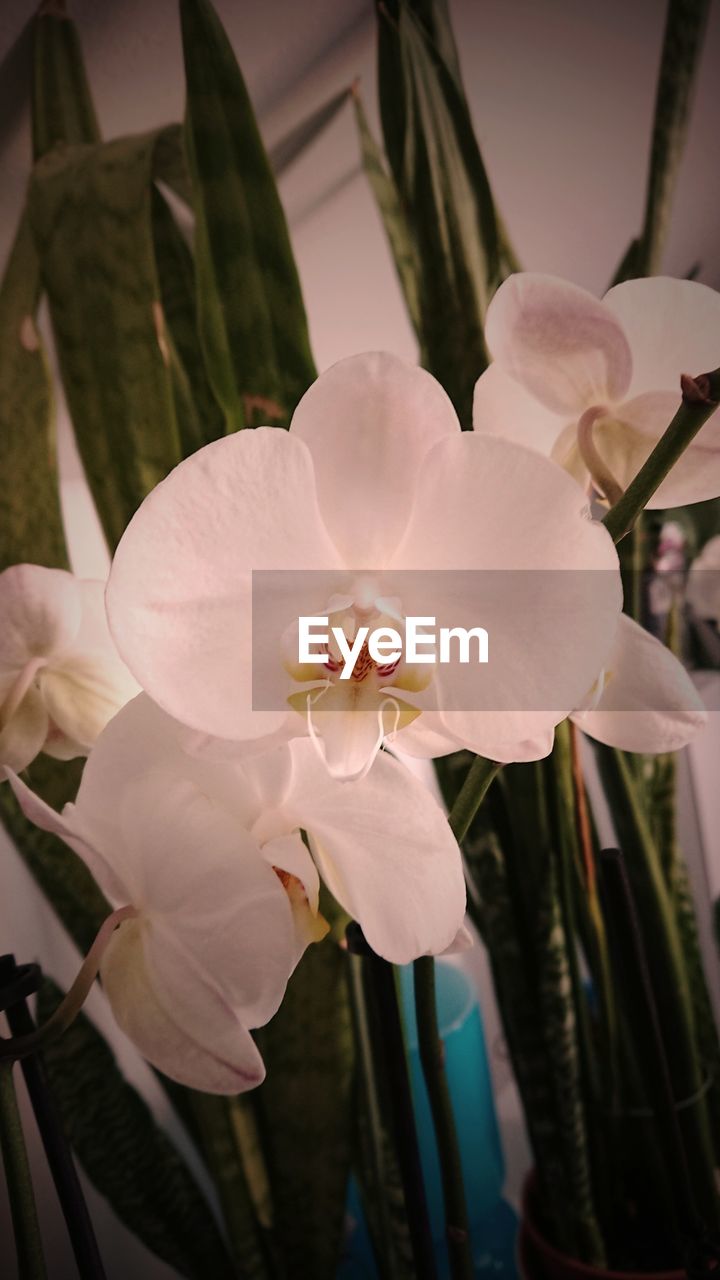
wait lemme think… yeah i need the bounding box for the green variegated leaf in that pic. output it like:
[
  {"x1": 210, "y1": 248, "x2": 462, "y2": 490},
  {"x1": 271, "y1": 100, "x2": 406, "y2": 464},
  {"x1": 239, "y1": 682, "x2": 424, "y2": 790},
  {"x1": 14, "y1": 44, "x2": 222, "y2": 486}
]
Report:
[
  {"x1": 0, "y1": 215, "x2": 65, "y2": 574},
  {"x1": 376, "y1": 0, "x2": 501, "y2": 425},
  {"x1": 151, "y1": 188, "x2": 225, "y2": 454},
  {"x1": 255, "y1": 939, "x2": 355, "y2": 1280},
  {"x1": 32, "y1": 3, "x2": 100, "y2": 160},
  {"x1": 611, "y1": 0, "x2": 711, "y2": 282},
  {"x1": 179, "y1": 0, "x2": 316, "y2": 430},
  {"x1": 28, "y1": 132, "x2": 185, "y2": 550},
  {"x1": 189, "y1": 1094, "x2": 274, "y2": 1279},
  {"x1": 36, "y1": 980, "x2": 235, "y2": 1280},
  {"x1": 352, "y1": 89, "x2": 424, "y2": 342}
]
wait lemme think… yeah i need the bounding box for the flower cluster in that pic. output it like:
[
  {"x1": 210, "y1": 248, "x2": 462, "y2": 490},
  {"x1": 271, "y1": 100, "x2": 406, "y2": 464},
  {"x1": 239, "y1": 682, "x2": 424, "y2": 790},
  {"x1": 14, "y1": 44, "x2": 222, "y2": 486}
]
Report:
[{"x1": 3, "y1": 273, "x2": 717, "y2": 1091}]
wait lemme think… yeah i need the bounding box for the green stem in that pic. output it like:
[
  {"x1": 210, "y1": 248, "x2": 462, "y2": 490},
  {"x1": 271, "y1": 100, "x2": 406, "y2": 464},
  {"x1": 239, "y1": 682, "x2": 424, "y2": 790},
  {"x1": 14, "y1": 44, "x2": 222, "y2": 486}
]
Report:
[
  {"x1": 447, "y1": 755, "x2": 501, "y2": 843},
  {"x1": 603, "y1": 368, "x2": 720, "y2": 543},
  {"x1": 413, "y1": 957, "x2": 473, "y2": 1280},
  {"x1": 0, "y1": 1061, "x2": 47, "y2": 1280}
]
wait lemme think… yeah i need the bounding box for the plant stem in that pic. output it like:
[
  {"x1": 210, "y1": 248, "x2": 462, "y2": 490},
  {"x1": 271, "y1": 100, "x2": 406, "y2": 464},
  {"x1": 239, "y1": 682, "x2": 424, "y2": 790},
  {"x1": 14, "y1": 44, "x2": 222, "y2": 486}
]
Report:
[
  {"x1": 0, "y1": 1060, "x2": 47, "y2": 1279},
  {"x1": 447, "y1": 755, "x2": 501, "y2": 843},
  {"x1": 0, "y1": 906, "x2": 136, "y2": 1063},
  {"x1": 603, "y1": 368, "x2": 720, "y2": 543},
  {"x1": 346, "y1": 923, "x2": 437, "y2": 1280},
  {"x1": 4, "y1": 990, "x2": 105, "y2": 1280},
  {"x1": 413, "y1": 957, "x2": 474, "y2": 1280}
]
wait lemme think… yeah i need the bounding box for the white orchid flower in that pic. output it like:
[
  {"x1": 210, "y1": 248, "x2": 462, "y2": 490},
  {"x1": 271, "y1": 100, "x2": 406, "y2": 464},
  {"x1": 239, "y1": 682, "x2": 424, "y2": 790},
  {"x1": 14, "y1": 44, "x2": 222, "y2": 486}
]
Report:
[
  {"x1": 106, "y1": 352, "x2": 621, "y2": 780},
  {"x1": 570, "y1": 614, "x2": 706, "y2": 753},
  {"x1": 5, "y1": 692, "x2": 466, "y2": 1090},
  {"x1": 0, "y1": 564, "x2": 139, "y2": 772},
  {"x1": 473, "y1": 274, "x2": 720, "y2": 507},
  {"x1": 687, "y1": 535, "x2": 720, "y2": 625}
]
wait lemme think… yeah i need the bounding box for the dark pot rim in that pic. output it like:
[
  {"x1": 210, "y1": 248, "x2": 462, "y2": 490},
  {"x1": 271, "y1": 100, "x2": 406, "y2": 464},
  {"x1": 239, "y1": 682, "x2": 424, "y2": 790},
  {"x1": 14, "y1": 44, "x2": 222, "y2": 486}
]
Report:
[{"x1": 519, "y1": 1171, "x2": 683, "y2": 1280}]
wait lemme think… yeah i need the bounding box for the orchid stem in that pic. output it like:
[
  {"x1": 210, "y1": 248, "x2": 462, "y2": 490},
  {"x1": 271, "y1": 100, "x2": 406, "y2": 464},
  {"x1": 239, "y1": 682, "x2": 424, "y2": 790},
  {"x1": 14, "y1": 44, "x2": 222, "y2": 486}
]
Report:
[
  {"x1": 603, "y1": 368, "x2": 720, "y2": 543},
  {"x1": 346, "y1": 923, "x2": 438, "y2": 1280},
  {"x1": 447, "y1": 755, "x2": 501, "y2": 844},
  {"x1": 413, "y1": 957, "x2": 474, "y2": 1280},
  {"x1": 0, "y1": 1060, "x2": 47, "y2": 1279},
  {"x1": 0, "y1": 906, "x2": 136, "y2": 1063}
]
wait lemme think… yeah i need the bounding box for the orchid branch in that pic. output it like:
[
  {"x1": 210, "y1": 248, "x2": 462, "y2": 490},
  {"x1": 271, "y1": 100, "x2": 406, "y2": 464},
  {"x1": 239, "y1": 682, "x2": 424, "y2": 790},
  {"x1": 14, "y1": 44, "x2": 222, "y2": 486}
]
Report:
[
  {"x1": 413, "y1": 957, "x2": 474, "y2": 1279},
  {"x1": 603, "y1": 368, "x2": 720, "y2": 542},
  {"x1": 0, "y1": 1060, "x2": 47, "y2": 1279},
  {"x1": 447, "y1": 755, "x2": 502, "y2": 844},
  {"x1": 0, "y1": 906, "x2": 137, "y2": 1063}
]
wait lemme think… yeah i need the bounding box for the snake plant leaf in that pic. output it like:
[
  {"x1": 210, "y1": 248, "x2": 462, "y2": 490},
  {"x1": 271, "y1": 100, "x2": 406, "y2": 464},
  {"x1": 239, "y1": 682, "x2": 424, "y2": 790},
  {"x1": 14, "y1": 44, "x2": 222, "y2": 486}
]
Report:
[
  {"x1": 0, "y1": 224, "x2": 104, "y2": 955},
  {"x1": 28, "y1": 132, "x2": 185, "y2": 550},
  {"x1": 36, "y1": 980, "x2": 235, "y2": 1280},
  {"x1": 611, "y1": 0, "x2": 711, "y2": 283},
  {"x1": 254, "y1": 938, "x2": 355, "y2": 1280},
  {"x1": 352, "y1": 88, "x2": 424, "y2": 344},
  {"x1": 151, "y1": 188, "x2": 225, "y2": 453},
  {"x1": 179, "y1": 0, "x2": 316, "y2": 430},
  {"x1": 376, "y1": 1, "x2": 500, "y2": 426},
  {"x1": 0, "y1": 215, "x2": 65, "y2": 573},
  {"x1": 188, "y1": 1093, "x2": 275, "y2": 1279},
  {"x1": 32, "y1": 2, "x2": 100, "y2": 160}
]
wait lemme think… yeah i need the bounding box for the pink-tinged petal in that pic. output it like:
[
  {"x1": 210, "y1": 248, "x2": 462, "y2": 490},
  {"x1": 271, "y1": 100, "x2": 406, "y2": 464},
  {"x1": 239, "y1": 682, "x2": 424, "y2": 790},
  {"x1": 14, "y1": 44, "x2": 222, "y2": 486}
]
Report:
[
  {"x1": 286, "y1": 739, "x2": 466, "y2": 964},
  {"x1": 101, "y1": 922, "x2": 266, "y2": 1094},
  {"x1": 290, "y1": 352, "x2": 460, "y2": 566},
  {"x1": 390, "y1": 435, "x2": 621, "y2": 754},
  {"x1": 593, "y1": 393, "x2": 720, "y2": 507},
  {"x1": 38, "y1": 659, "x2": 131, "y2": 753},
  {"x1": 441, "y1": 924, "x2": 474, "y2": 955},
  {"x1": 0, "y1": 689, "x2": 49, "y2": 772},
  {"x1": 387, "y1": 713, "x2": 463, "y2": 759},
  {"x1": 485, "y1": 274, "x2": 632, "y2": 414},
  {"x1": 3, "y1": 768, "x2": 128, "y2": 902},
  {"x1": 289, "y1": 681, "x2": 419, "y2": 781},
  {"x1": 571, "y1": 614, "x2": 707, "y2": 753},
  {"x1": 435, "y1": 710, "x2": 556, "y2": 763},
  {"x1": 603, "y1": 277, "x2": 720, "y2": 400},
  {"x1": 0, "y1": 565, "x2": 82, "y2": 674},
  {"x1": 260, "y1": 832, "x2": 329, "y2": 955},
  {"x1": 472, "y1": 362, "x2": 567, "y2": 456},
  {"x1": 112, "y1": 772, "x2": 297, "y2": 1028},
  {"x1": 106, "y1": 429, "x2": 343, "y2": 741}
]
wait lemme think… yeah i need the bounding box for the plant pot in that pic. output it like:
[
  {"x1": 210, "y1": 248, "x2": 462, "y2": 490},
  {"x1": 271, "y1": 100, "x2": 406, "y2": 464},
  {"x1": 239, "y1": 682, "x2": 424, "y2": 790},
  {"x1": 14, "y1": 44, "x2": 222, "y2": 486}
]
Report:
[{"x1": 517, "y1": 1173, "x2": 683, "y2": 1280}]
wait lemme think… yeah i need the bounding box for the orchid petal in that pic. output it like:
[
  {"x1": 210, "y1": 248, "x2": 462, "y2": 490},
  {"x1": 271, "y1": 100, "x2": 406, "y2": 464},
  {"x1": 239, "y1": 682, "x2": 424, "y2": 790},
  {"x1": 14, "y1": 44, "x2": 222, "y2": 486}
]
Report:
[
  {"x1": 593, "y1": 392, "x2": 720, "y2": 507},
  {"x1": 485, "y1": 274, "x2": 632, "y2": 414},
  {"x1": 101, "y1": 921, "x2": 266, "y2": 1094},
  {"x1": 106, "y1": 429, "x2": 343, "y2": 741},
  {"x1": 0, "y1": 565, "x2": 82, "y2": 675},
  {"x1": 113, "y1": 771, "x2": 297, "y2": 1027},
  {"x1": 603, "y1": 277, "x2": 720, "y2": 401},
  {"x1": 391, "y1": 434, "x2": 621, "y2": 757},
  {"x1": 0, "y1": 689, "x2": 49, "y2": 773},
  {"x1": 472, "y1": 361, "x2": 567, "y2": 455},
  {"x1": 290, "y1": 352, "x2": 460, "y2": 566},
  {"x1": 4, "y1": 767, "x2": 128, "y2": 902},
  {"x1": 286, "y1": 740, "x2": 466, "y2": 964},
  {"x1": 571, "y1": 614, "x2": 707, "y2": 753},
  {"x1": 289, "y1": 681, "x2": 417, "y2": 781}
]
